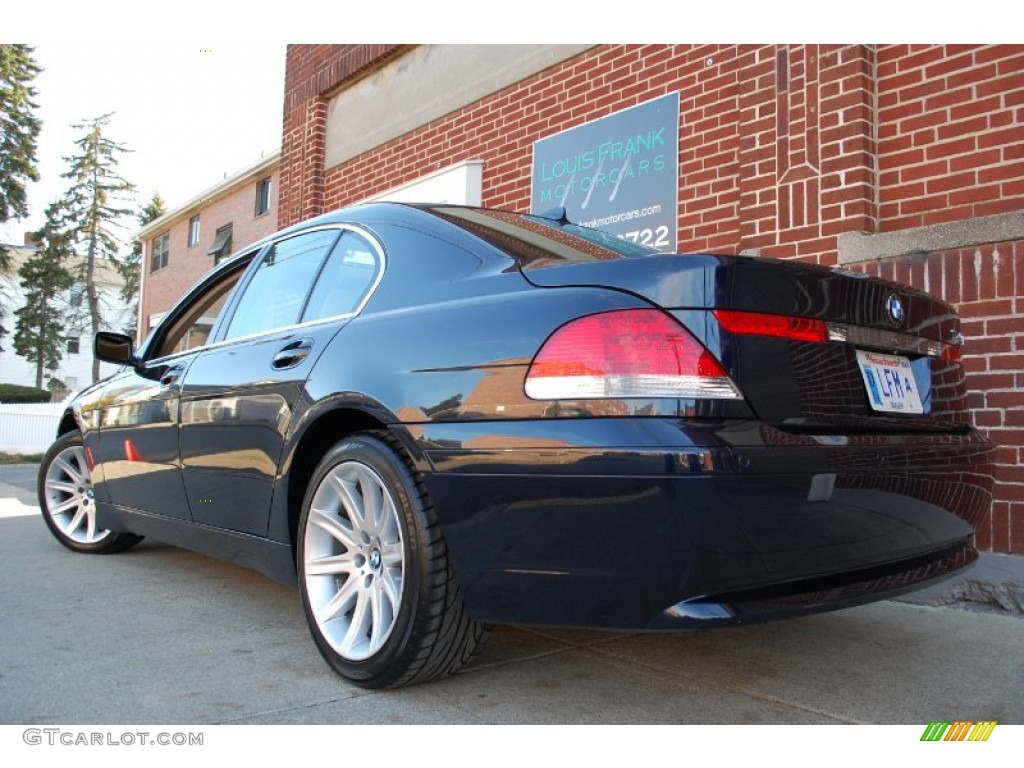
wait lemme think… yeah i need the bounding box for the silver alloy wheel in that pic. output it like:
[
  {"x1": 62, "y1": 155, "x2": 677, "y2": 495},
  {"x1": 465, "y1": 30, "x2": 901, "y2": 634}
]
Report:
[
  {"x1": 303, "y1": 460, "x2": 405, "y2": 662},
  {"x1": 43, "y1": 445, "x2": 108, "y2": 544}
]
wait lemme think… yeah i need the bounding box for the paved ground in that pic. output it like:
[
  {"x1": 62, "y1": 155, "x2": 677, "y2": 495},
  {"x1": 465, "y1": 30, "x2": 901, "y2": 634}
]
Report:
[{"x1": 2, "y1": 464, "x2": 1021, "y2": 726}]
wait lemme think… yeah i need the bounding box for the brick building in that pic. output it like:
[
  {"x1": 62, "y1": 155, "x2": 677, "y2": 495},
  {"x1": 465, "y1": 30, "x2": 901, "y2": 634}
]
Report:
[
  {"x1": 136, "y1": 151, "x2": 279, "y2": 340},
  {"x1": 277, "y1": 44, "x2": 1023, "y2": 553}
]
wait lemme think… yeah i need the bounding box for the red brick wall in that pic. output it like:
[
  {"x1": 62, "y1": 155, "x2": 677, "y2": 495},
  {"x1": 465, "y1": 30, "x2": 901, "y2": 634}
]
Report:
[
  {"x1": 877, "y1": 45, "x2": 1024, "y2": 230},
  {"x1": 279, "y1": 44, "x2": 1024, "y2": 553},
  {"x1": 295, "y1": 45, "x2": 893, "y2": 265},
  {"x1": 736, "y1": 45, "x2": 879, "y2": 261}
]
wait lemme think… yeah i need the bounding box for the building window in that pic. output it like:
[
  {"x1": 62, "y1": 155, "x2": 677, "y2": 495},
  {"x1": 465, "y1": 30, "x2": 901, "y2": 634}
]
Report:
[
  {"x1": 208, "y1": 223, "x2": 233, "y2": 264},
  {"x1": 69, "y1": 282, "x2": 85, "y2": 307},
  {"x1": 255, "y1": 177, "x2": 272, "y2": 216},
  {"x1": 188, "y1": 215, "x2": 201, "y2": 247},
  {"x1": 66, "y1": 337, "x2": 81, "y2": 355},
  {"x1": 151, "y1": 232, "x2": 170, "y2": 272}
]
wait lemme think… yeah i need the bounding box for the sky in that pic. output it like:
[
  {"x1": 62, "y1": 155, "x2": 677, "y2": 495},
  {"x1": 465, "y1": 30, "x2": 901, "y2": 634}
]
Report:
[{"x1": 1, "y1": 43, "x2": 286, "y2": 246}]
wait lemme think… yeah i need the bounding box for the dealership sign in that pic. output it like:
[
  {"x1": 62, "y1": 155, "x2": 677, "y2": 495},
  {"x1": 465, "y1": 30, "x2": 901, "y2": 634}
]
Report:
[{"x1": 531, "y1": 92, "x2": 680, "y2": 252}]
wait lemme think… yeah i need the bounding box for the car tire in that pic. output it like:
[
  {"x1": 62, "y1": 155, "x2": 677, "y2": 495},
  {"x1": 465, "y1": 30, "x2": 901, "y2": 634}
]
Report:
[
  {"x1": 38, "y1": 431, "x2": 143, "y2": 554},
  {"x1": 298, "y1": 431, "x2": 489, "y2": 688}
]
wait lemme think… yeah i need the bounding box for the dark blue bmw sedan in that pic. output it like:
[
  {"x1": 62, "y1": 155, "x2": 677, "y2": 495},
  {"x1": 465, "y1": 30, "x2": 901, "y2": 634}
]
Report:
[{"x1": 39, "y1": 203, "x2": 994, "y2": 688}]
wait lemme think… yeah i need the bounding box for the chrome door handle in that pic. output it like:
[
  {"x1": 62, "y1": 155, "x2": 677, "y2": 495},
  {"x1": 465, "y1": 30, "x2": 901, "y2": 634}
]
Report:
[
  {"x1": 160, "y1": 366, "x2": 185, "y2": 387},
  {"x1": 272, "y1": 338, "x2": 314, "y2": 369}
]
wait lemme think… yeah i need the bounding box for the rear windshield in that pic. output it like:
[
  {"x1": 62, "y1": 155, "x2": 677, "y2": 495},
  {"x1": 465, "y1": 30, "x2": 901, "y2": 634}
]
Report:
[{"x1": 425, "y1": 206, "x2": 658, "y2": 268}]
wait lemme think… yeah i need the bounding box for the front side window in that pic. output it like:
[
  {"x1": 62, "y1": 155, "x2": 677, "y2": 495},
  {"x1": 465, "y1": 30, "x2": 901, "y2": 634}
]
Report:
[
  {"x1": 151, "y1": 232, "x2": 170, "y2": 272},
  {"x1": 188, "y1": 215, "x2": 201, "y2": 247},
  {"x1": 155, "y1": 266, "x2": 246, "y2": 358},
  {"x1": 224, "y1": 229, "x2": 339, "y2": 340}
]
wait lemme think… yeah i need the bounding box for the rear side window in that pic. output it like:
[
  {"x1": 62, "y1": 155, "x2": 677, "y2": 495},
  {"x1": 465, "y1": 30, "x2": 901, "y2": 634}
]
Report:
[
  {"x1": 225, "y1": 230, "x2": 339, "y2": 340},
  {"x1": 301, "y1": 231, "x2": 381, "y2": 322}
]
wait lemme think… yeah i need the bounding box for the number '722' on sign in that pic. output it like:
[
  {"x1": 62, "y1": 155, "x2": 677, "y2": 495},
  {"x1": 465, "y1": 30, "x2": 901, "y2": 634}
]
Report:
[{"x1": 855, "y1": 350, "x2": 925, "y2": 414}]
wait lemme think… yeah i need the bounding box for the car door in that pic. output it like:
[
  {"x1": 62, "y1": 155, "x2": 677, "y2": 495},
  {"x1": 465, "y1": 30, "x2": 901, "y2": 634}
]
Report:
[
  {"x1": 177, "y1": 226, "x2": 385, "y2": 536},
  {"x1": 93, "y1": 259, "x2": 250, "y2": 520}
]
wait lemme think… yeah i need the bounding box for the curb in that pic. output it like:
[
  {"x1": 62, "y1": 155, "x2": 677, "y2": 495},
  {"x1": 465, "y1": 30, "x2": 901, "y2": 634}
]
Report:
[{"x1": 893, "y1": 552, "x2": 1024, "y2": 616}]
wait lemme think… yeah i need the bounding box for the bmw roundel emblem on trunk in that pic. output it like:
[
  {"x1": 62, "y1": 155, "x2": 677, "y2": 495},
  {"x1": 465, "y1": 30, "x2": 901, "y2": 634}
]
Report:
[{"x1": 886, "y1": 293, "x2": 905, "y2": 326}]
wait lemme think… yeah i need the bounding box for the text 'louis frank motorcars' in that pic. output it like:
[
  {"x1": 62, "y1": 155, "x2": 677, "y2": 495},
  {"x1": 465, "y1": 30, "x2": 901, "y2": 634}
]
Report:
[{"x1": 40, "y1": 204, "x2": 993, "y2": 688}]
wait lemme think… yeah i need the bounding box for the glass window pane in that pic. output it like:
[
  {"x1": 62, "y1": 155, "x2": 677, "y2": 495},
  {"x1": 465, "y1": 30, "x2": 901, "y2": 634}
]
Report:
[
  {"x1": 156, "y1": 266, "x2": 247, "y2": 358},
  {"x1": 209, "y1": 224, "x2": 233, "y2": 262},
  {"x1": 151, "y1": 233, "x2": 170, "y2": 271},
  {"x1": 255, "y1": 178, "x2": 272, "y2": 215},
  {"x1": 226, "y1": 229, "x2": 339, "y2": 340},
  {"x1": 302, "y1": 231, "x2": 381, "y2": 322}
]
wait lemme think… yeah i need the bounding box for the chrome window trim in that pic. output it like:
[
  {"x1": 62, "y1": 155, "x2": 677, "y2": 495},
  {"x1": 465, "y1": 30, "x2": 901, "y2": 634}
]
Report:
[{"x1": 143, "y1": 222, "x2": 386, "y2": 367}]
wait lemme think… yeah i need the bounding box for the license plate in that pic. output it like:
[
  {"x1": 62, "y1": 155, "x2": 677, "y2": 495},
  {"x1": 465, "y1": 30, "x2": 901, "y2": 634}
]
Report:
[{"x1": 855, "y1": 350, "x2": 924, "y2": 414}]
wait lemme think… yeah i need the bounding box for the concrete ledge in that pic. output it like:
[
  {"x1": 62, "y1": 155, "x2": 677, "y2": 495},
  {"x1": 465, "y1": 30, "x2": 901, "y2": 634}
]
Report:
[
  {"x1": 894, "y1": 552, "x2": 1024, "y2": 615},
  {"x1": 325, "y1": 44, "x2": 595, "y2": 171},
  {"x1": 838, "y1": 211, "x2": 1024, "y2": 264}
]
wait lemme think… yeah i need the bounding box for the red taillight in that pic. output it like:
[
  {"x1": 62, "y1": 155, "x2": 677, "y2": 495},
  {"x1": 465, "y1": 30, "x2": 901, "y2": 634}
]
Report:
[
  {"x1": 525, "y1": 309, "x2": 742, "y2": 400},
  {"x1": 713, "y1": 310, "x2": 827, "y2": 343}
]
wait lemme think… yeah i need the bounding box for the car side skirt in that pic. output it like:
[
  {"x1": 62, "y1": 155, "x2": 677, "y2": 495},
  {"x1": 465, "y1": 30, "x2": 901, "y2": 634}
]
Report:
[{"x1": 96, "y1": 502, "x2": 297, "y2": 586}]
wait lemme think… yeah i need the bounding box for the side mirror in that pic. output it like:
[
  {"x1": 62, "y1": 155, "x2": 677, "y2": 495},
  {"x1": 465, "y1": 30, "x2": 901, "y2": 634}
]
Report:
[{"x1": 94, "y1": 331, "x2": 136, "y2": 365}]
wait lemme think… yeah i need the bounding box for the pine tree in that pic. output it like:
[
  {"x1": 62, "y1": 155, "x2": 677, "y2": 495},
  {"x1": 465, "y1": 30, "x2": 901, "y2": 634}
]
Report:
[
  {"x1": 118, "y1": 192, "x2": 165, "y2": 336},
  {"x1": 13, "y1": 202, "x2": 75, "y2": 389},
  {"x1": 0, "y1": 44, "x2": 43, "y2": 350},
  {"x1": 60, "y1": 114, "x2": 136, "y2": 382}
]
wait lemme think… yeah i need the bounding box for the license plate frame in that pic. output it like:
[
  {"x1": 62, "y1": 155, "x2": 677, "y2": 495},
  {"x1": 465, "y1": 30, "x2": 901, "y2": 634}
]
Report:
[{"x1": 855, "y1": 350, "x2": 924, "y2": 414}]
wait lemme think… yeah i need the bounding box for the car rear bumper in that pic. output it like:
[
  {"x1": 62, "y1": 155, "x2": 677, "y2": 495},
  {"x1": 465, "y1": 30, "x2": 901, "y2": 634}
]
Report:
[{"x1": 405, "y1": 418, "x2": 994, "y2": 629}]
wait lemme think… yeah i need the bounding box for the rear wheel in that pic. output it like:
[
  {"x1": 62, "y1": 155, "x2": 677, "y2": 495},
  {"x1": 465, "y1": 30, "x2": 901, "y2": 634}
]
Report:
[
  {"x1": 38, "y1": 431, "x2": 142, "y2": 554},
  {"x1": 298, "y1": 432, "x2": 488, "y2": 688}
]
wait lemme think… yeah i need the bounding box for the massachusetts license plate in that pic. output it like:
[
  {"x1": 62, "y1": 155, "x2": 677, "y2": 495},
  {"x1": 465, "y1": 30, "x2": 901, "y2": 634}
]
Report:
[{"x1": 855, "y1": 350, "x2": 924, "y2": 414}]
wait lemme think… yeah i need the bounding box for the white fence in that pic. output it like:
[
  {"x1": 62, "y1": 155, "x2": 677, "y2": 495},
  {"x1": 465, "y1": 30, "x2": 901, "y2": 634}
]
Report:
[{"x1": 0, "y1": 402, "x2": 66, "y2": 454}]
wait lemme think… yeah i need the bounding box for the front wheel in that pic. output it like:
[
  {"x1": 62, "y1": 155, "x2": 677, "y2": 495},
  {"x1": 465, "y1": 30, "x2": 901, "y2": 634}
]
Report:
[
  {"x1": 298, "y1": 432, "x2": 488, "y2": 688},
  {"x1": 38, "y1": 431, "x2": 142, "y2": 554}
]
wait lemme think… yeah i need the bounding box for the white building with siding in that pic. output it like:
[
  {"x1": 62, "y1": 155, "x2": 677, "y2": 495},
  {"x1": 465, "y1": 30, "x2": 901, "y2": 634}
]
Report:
[{"x1": 0, "y1": 240, "x2": 130, "y2": 396}]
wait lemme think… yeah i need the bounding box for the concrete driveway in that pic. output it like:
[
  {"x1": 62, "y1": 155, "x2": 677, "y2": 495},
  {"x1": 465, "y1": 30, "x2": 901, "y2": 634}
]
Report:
[{"x1": 1, "y1": 464, "x2": 1021, "y2": 725}]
